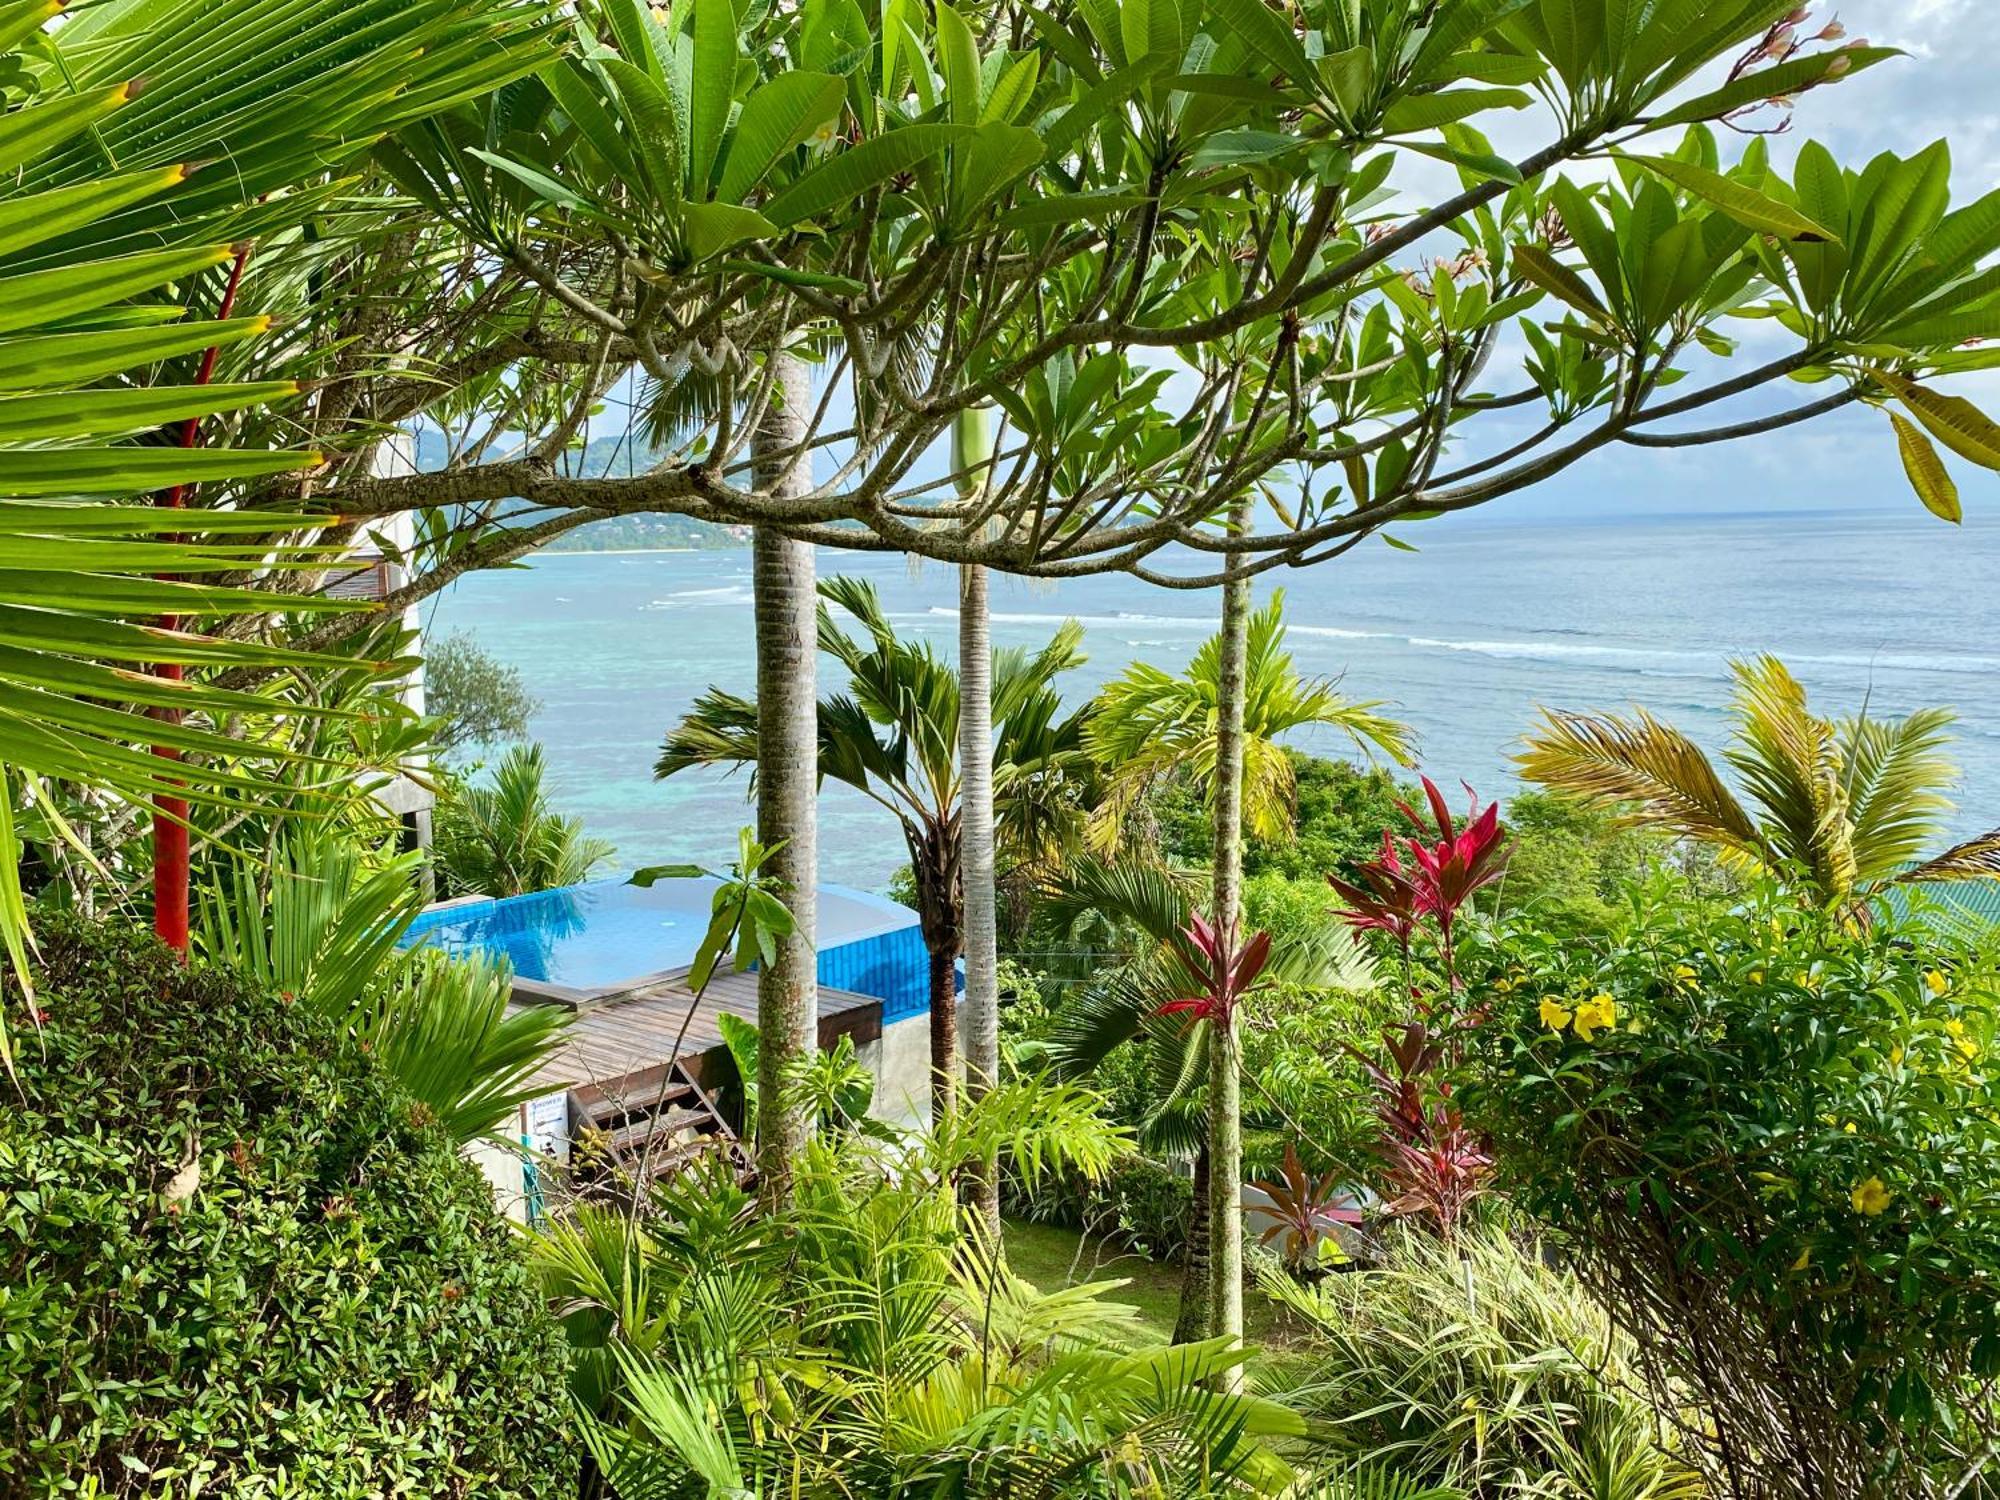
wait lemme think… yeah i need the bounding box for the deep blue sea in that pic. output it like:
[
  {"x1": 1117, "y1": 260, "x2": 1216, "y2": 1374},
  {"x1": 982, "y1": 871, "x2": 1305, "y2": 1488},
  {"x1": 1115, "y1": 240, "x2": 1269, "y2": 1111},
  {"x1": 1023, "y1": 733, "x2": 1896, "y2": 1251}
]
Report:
[{"x1": 428, "y1": 507, "x2": 2000, "y2": 892}]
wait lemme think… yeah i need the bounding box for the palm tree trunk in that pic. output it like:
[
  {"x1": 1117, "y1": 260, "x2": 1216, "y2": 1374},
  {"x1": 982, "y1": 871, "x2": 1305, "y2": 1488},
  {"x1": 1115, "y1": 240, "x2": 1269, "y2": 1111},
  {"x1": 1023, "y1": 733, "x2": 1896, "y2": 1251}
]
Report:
[
  {"x1": 751, "y1": 351, "x2": 817, "y2": 1208},
  {"x1": 958, "y1": 561, "x2": 1002, "y2": 1242},
  {"x1": 927, "y1": 942, "x2": 959, "y2": 1123},
  {"x1": 1207, "y1": 501, "x2": 1252, "y2": 1386},
  {"x1": 1172, "y1": 1142, "x2": 1213, "y2": 1345}
]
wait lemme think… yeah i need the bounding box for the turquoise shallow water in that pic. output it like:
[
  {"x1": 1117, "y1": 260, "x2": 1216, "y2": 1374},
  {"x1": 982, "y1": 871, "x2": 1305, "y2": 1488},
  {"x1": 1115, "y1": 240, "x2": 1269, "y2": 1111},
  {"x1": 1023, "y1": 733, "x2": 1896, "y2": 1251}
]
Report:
[{"x1": 427, "y1": 507, "x2": 2000, "y2": 893}]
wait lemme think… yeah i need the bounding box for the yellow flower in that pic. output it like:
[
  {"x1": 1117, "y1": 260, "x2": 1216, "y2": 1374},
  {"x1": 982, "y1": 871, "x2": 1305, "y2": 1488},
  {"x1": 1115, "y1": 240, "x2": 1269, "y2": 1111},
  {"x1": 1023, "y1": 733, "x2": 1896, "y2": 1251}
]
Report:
[
  {"x1": 1750, "y1": 970, "x2": 1765, "y2": 985},
  {"x1": 1790, "y1": 1245, "x2": 1812, "y2": 1271},
  {"x1": 1850, "y1": 1176, "x2": 1893, "y2": 1216},
  {"x1": 1572, "y1": 993, "x2": 1617, "y2": 1042},
  {"x1": 1538, "y1": 996, "x2": 1573, "y2": 1032},
  {"x1": 1926, "y1": 970, "x2": 1949, "y2": 997},
  {"x1": 1673, "y1": 964, "x2": 1697, "y2": 985},
  {"x1": 1945, "y1": 1017, "x2": 1979, "y2": 1063},
  {"x1": 1889, "y1": 1045, "x2": 1905, "y2": 1068}
]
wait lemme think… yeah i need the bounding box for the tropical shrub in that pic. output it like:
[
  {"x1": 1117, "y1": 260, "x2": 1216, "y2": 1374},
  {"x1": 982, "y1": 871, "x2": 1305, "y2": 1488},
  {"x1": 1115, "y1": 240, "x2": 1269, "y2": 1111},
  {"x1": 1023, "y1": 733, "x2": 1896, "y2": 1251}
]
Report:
[
  {"x1": 1464, "y1": 877, "x2": 2000, "y2": 1500},
  {"x1": 1260, "y1": 1224, "x2": 1702, "y2": 1500},
  {"x1": 1004, "y1": 1150, "x2": 1197, "y2": 1264},
  {"x1": 202, "y1": 836, "x2": 568, "y2": 1145},
  {"x1": 433, "y1": 741, "x2": 615, "y2": 897},
  {"x1": 536, "y1": 1077, "x2": 1308, "y2": 1496},
  {"x1": 1150, "y1": 752, "x2": 1414, "y2": 880},
  {"x1": 0, "y1": 916, "x2": 574, "y2": 1494}
]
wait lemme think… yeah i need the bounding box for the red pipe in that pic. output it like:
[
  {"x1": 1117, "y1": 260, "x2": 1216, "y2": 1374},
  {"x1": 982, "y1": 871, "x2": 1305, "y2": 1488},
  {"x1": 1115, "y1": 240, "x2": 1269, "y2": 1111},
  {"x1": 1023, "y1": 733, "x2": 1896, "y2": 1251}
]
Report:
[{"x1": 152, "y1": 243, "x2": 252, "y2": 953}]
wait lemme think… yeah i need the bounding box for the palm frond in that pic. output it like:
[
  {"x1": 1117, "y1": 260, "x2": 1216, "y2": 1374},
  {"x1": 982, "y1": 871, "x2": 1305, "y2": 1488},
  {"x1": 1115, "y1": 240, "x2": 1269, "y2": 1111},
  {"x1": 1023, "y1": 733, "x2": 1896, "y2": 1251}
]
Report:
[
  {"x1": 1891, "y1": 826, "x2": 2000, "y2": 885},
  {"x1": 1517, "y1": 706, "x2": 1767, "y2": 862},
  {"x1": 1841, "y1": 706, "x2": 1958, "y2": 884},
  {"x1": 1726, "y1": 655, "x2": 1857, "y2": 900}
]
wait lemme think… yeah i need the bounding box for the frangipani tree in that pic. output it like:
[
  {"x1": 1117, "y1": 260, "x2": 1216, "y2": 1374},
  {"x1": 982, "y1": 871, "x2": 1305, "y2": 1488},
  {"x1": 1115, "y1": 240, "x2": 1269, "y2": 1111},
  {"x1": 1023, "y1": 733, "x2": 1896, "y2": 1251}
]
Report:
[
  {"x1": 144, "y1": 0, "x2": 2000, "y2": 1351},
  {"x1": 1518, "y1": 654, "x2": 2000, "y2": 909}
]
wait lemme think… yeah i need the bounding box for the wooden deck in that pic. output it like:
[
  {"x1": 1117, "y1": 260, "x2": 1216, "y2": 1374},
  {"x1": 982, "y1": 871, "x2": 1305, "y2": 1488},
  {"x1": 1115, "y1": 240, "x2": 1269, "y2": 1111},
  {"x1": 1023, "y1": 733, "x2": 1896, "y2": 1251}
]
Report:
[{"x1": 525, "y1": 968, "x2": 883, "y2": 1114}]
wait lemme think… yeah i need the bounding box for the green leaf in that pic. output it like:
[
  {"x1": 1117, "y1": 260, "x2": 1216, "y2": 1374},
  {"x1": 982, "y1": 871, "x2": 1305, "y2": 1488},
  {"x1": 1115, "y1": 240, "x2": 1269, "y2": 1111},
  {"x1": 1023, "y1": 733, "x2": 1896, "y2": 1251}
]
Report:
[
  {"x1": 0, "y1": 382, "x2": 298, "y2": 442},
  {"x1": 1511, "y1": 243, "x2": 1607, "y2": 319},
  {"x1": 1202, "y1": 0, "x2": 1315, "y2": 90},
  {"x1": 1381, "y1": 86, "x2": 1530, "y2": 135},
  {"x1": 0, "y1": 83, "x2": 131, "y2": 178},
  {"x1": 1875, "y1": 370, "x2": 2000, "y2": 471},
  {"x1": 935, "y1": 2, "x2": 983, "y2": 127},
  {"x1": 1404, "y1": 138, "x2": 1522, "y2": 184},
  {"x1": 1632, "y1": 154, "x2": 1840, "y2": 244},
  {"x1": 0, "y1": 317, "x2": 271, "y2": 392},
  {"x1": 763, "y1": 123, "x2": 968, "y2": 226},
  {"x1": 1889, "y1": 412, "x2": 1960, "y2": 524},
  {"x1": 1649, "y1": 47, "x2": 1899, "y2": 130},
  {"x1": 687, "y1": 0, "x2": 738, "y2": 194},
  {"x1": 717, "y1": 72, "x2": 845, "y2": 204},
  {"x1": 681, "y1": 201, "x2": 778, "y2": 261},
  {"x1": 0, "y1": 445, "x2": 319, "y2": 497},
  {"x1": 628, "y1": 864, "x2": 709, "y2": 886}
]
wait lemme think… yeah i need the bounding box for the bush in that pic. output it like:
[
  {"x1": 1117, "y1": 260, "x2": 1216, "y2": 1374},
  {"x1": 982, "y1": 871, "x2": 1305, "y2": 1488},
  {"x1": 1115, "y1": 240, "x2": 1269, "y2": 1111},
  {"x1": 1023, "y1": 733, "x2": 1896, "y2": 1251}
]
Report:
[
  {"x1": 0, "y1": 917, "x2": 576, "y2": 1497},
  {"x1": 431, "y1": 741, "x2": 614, "y2": 897},
  {"x1": 1464, "y1": 878, "x2": 2000, "y2": 1500},
  {"x1": 1260, "y1": 1223, "x2": 1701, "y2": 1500},
  {"x1": 1003, "y1": 1152, "x2": 1194, "y2": 1263},
  {"x1": 1148, "y1": 751, "x2": 1409, "y2": 879}
]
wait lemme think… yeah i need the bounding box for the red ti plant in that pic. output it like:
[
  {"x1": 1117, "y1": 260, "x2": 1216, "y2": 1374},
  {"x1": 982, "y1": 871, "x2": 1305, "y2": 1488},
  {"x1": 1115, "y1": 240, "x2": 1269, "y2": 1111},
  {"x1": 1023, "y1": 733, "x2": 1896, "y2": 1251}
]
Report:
[
  {"x1": 1395, "y1": 776, "x2": 1509, "y2": 985},
  {"x1": 1329, "y1": 778, "x2": 1509, "y2": 1236},
  {"x1": 1345, "y1": 1022, "x2": 1491, "y2": 1236},
  {"x1": 1249, "y1": 1141, "x2": 1365, "y2": 1271},
  {"x1": 1158, "y1": 910, "x2": 1272, "y2": 1035}
]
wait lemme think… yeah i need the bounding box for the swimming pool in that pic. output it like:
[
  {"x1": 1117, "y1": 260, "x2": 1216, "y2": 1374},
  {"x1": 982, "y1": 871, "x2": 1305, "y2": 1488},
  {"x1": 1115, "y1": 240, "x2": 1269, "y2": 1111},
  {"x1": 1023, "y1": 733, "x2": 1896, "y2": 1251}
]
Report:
[{"x1": 401, "y1": 876, "x2": 936, "y2": 1018}]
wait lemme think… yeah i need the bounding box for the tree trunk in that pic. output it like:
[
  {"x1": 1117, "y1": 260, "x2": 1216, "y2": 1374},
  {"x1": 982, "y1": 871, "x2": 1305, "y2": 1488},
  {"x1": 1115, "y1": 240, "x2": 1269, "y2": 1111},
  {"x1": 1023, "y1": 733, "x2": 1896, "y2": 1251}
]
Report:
[
  {"x1": 1172, "y1": 1142, "x2": 1213, "y2": 1345},
  {"x1": 751, "y1": 351, "x2": 817, "y2": 1208},
  {"x1": 927, "y1": 943, "x2": 959, "y2": 1125},
  {"x1": 1207, "y1": 500, "x2": 1252, "y2": 1387},
  {"x1": 958, "y1": 561, "x2": 1002, "y2": 1242}
]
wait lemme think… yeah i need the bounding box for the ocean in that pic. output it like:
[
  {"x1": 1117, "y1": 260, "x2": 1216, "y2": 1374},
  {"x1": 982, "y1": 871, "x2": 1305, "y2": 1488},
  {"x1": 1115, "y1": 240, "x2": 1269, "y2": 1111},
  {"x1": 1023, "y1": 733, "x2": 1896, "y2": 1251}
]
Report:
[{"x1": 427, "y1": 507, "x2": 2000, "y2": 892}]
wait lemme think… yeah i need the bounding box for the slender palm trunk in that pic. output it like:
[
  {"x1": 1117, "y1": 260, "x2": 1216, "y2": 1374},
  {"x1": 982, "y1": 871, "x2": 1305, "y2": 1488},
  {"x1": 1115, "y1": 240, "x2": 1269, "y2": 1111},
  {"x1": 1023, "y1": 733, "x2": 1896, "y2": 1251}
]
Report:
[
  {"x1": 751, "y1": 352, "x2": 817, "y2": 1207},
  {"x1": 1206, "y1": 502, "x2": 1252, "y2": 1386},
  {"x1": 958, "y1": 562, "x2": 1002, "y2": 1240},
  {"x1": 1172, "y1": 1143, "x2": 1213, "y2": 1345},
  {"x1": 912, "y1": 818, "x2": 961, "y2": 1124}
]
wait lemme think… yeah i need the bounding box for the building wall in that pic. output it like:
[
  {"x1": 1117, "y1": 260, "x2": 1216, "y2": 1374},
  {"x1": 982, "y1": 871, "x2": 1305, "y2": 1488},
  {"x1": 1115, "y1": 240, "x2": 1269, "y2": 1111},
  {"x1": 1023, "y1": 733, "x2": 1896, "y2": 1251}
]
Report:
[{"x1": 863, "y1": 1011, "x2": 935, "y2": 1132}]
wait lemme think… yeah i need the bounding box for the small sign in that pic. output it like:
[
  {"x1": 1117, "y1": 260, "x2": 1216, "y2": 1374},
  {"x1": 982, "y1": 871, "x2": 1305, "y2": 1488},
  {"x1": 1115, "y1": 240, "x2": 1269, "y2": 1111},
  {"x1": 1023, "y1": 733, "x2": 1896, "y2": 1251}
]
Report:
[{"x1": 526, "y1": 1091, "x2": 570, "y2": 1164}]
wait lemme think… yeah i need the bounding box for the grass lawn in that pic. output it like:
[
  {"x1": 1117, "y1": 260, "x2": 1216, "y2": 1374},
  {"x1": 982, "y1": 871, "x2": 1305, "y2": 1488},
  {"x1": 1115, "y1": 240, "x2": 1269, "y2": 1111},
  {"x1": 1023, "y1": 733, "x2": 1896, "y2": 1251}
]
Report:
[{"x1": 1004, "y1": 1217, "x2": 1305, "y2": 1360}]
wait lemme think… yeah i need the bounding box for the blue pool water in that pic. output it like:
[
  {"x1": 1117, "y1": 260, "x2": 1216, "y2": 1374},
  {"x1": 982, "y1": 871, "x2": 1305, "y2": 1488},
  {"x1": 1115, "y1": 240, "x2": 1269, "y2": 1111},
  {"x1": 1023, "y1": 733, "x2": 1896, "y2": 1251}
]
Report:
[{"x1": 401, "y1": 876, "x2": 935, "y2": 1018}]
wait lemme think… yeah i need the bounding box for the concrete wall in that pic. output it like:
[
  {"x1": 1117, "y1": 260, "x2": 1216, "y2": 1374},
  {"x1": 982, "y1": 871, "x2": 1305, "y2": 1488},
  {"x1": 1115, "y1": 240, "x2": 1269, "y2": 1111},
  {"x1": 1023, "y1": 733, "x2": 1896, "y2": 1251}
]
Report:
[{"x1": 862, "y1": 1012, "x2": 934, "y2": 1132}]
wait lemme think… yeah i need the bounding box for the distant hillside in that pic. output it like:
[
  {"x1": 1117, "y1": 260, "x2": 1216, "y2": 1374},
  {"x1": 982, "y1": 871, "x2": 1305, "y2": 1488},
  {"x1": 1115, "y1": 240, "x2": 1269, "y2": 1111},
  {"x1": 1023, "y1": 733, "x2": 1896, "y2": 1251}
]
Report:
[{"x1": 409, "y1": 430, "x2": 745, "y2": 553}]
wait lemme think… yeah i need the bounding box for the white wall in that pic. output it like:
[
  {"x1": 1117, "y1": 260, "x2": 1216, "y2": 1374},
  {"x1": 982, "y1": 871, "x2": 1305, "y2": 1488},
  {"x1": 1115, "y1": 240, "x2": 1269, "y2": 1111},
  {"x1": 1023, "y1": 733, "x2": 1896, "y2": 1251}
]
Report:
[{"x1": 862, "y1": 1013, "x2": 934, "y2": 1132}]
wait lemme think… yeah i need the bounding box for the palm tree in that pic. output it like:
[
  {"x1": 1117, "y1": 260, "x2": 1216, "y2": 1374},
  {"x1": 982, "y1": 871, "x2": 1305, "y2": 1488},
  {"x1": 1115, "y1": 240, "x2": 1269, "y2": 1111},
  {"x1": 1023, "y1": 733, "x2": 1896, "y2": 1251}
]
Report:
[
  {"x1": 748, "y1": 349, "x2": 819, "y2": 1204},
  {"x1": 432, "y1": 743, "x2": 615, "y2": 898},
  {"x1": 1035, "y1": 858, "x2": 1374, "y2": 1346},
  {"x1": 1086, "y1": 579, "x2": 1409, "y2": 1359},
  {"x1": 658, "y1": 575, "x2": 1095, "y2": 1124},
  {"x1": 1518, "y1": 655, "x2": 2000, "y2": 908},
  {"x1": 1085, "y1": 590, "x2": 1415, "y2": 858}
]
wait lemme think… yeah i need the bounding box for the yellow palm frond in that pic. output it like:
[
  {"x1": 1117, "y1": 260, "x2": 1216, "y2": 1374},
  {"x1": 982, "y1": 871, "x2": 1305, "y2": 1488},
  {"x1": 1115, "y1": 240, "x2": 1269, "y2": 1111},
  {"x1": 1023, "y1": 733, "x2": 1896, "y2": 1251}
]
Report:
[
  {"x1": 1725, "y1": 656, "x2": 1857, "y2": 901},
  {"x1": 1892, "y1": 827, "x2": 2000, "y2": 885},
  {"x1": 1516, "y1": 706, "x2": 1767, "y2": 862}
]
